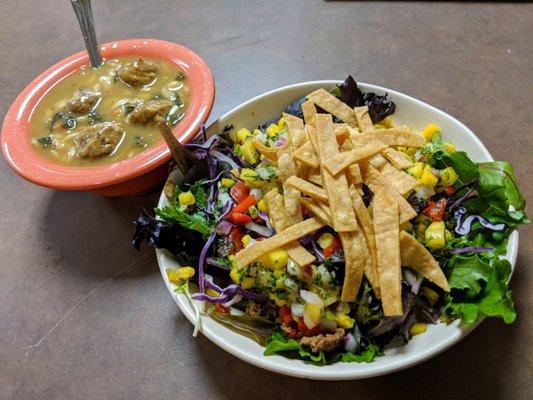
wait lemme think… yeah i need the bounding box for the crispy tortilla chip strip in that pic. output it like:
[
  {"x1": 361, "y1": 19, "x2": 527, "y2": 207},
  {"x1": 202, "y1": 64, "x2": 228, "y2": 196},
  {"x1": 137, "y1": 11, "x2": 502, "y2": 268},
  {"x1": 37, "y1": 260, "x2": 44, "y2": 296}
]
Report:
[
  {"x1": 306, "y1": 89, "x2": 357, "y2": 126},
  {"x1": 354, "y1": 106, "x2": 374, "y2": 132},
  {"x1": 324, "y1": 141, "x2": 388, "y2": 176},
  {"x1": 283, "y1": 113, "x2": 307, "y2": 151},
  {"x1": 299, "y1": 197, "x2": 333, "y2": 226},
  {"x1": 400, "y1": 231, "x2": 450, "y2": 291},
  {"x1": 360, "y1": 232, "x2": 380, "y2": 298},
  {"x1": 315, "y1": 114, "x2": 358, "y2": 232},
  {"x1": 340, "y1": 139, "x2": 363, "y2": 185},
  {"x1": 349, "y1": 186, "x2": 379, "y2": 296},
  {"x1": 286, "y1": 175, "x2": 328, "y2": 202},
  {"x1": 382, "y1": 147, "x2": 414, "y2": 170},
  {"x1": 305, "y1": 124, "x2": 319, "y2": 154},
  {"x1": 360, "y1": 162, "x2": 417, "y2": 224},
  {"x1": 302, "y1": 100, "x2": 317, "y2": 127},
  {"x1": 293, "y1": 141, "x2": 319, "y2": 168},
  {"x1": 264, "y1": 189, "x2": 315, "y2": 266},
  {"x1": 235, "y1": 218, "x2": 325, "y2": 269},
  {"x1": 252, "y1": 139, "x2": 278, "y2": 162},
  {"x1": 373, "y1": 191, "x2": 402, "y2": 316},
  {"x1": 277, "y1": 140, "x2": 302, "y2": 225},
  {"x1": 339, "y1": 230, "x2": 365, "y2": 302},
  {"x1": 307, "y1": 167, "x2": 323, "y2": 186},
  {"x1": 334, "y1": 123, "x2": 350, "y2": 143},
  {"x1": 380, "y1": 162, "x2": 419, "y2": 194},
  {"x1": 351, "y1": 126, "x2": 426, "y2": 148},
  {"x1": 368, "y1": 153, "x2": 388, "y2": 170}
]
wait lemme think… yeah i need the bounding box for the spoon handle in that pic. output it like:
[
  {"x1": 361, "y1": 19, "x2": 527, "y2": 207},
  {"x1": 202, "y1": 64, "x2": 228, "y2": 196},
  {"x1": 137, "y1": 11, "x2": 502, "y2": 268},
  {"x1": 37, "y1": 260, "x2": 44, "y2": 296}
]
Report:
[
  {"x1": 157, "y1": 121, "x2": 197, "y2": 175},
  {"x1": 70, "y1": 0, "x2": 102, "y2": 68}
]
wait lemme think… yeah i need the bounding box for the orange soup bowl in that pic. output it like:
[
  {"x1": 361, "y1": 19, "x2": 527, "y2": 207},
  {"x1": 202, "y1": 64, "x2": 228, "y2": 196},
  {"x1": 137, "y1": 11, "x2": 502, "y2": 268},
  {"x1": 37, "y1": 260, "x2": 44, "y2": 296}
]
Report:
[{"x1": 1, "y1": 39, "x2": 215, "y2": 196}]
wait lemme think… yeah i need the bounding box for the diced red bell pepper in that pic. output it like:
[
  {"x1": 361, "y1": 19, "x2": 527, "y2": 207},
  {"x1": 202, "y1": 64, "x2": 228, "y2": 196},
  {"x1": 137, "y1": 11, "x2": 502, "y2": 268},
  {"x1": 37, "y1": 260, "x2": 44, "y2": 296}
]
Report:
[
  {"x1": 230, "y1": 180, "x2": 249, "y2": 203},
  {"x1": 444, "y1": 186, "x2": 456, "y2": 197},
  {"x1": 279, "y1": 306, "x2": 293, "y2": 326},
  {"x1": 423, "y1": 198, "x2": 447, "y2": 221},
  {"x1": 323, "y1": 235, "x2": 342, "y2": 258},
  {"x1": 215, "y1": 303, "x2": 230, "y2": 314},
  {"x1": 231, "y1": 195, "x2": 257, "y2": 215},
  {"x1": 228, "y1": 212, "x2": 252, "y2": 225},
  {"x1": 229, "y1": 227, "x2": 245, "y2": 252},
  {"x1": 296, "y1": 318, "x2": 321, "y2": 337}
]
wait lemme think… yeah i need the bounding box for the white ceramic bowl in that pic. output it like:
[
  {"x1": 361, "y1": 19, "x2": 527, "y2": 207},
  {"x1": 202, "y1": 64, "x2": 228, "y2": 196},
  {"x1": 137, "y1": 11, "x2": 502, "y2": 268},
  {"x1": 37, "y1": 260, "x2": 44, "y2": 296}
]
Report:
[{"x1": 155, "y1": 81, "x2": 519, "y2": 380}]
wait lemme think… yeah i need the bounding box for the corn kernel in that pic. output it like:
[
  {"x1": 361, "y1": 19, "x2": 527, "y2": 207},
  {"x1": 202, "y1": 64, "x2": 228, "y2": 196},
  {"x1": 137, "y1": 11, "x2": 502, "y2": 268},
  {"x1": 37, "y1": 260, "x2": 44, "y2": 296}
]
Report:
[
  {"x1": 230, "y1": 267, "x2": 240, "y2": 284},
  {"x1": 421, "y1": 124, "x2": 440, "y2": 140},
  {"x1": 419, "y1": 165, "x2": 438, "y2": 188},
  {"x1": 443, "y1": 141, "x2": 456, "y2": 153},
  {"x1": 241, "y1": 139, "x2": 259, "y2": 164},
  {"x1": 336, "y1": 314, "x2": 355, "y2": 329},
  {"x1": 277, "y1": 117, "x2": 286, "y2": 129},
  {"x1": 374, "y1": 124, "x2": 386, "y2": 130},
  {"x1": 258, "y1": 248, "x2": 288, "y2": 268},
  {"x1": 410, "y1": 322, "x2": 427, "y2": 336},
  {"x1": 178, "y1": 191, "x2": 195, "y2": 207},
  {"x1": 425, "y1": 221, "x2": 446, "y2": 249},
  {"x1": 317, "y1": 232, "x2": 334, "y2": 249},
  {"x1": 241, "y1": 234, "x2": 252, "y2": 247},
  {"x1": 305, "y1": 304, "x2": 322, "y2": 321},
  {"x1": 236, "y1": 128, "x2": 252, "y2": 143},
  {"x1": 274, "y1": 298, "x2": 287, "y2": 307},
  {"x1": 408, "y1": 162, "x2": 425, "y2": 179},
  {"x1": 206, "y1": 288, "x2": 220, "y2": 297},
  {"x1": 266, "y1": 124, "x2": 280, "y2": 138},
  {"x1": 248, "y1": 205, "x2": 259, "y2": 219},
  {"x1": 439, "y1": 167, "x2": 458, "y2": 187},
  {"x1": 221, "y1": 178, "x2": 235, "y2": 188},
  {"x1": 257, "y1": 199, "x2": 268, "y2": 213},
  {"x1": 381, "y1": 116, "x2": 394, "y2": 128},
  {"x1": 241, "y1": 277, "x2": 255, "y2": 289},
  {"x1": 240, "y1": 168, "x2": 264, "y2": 188}
]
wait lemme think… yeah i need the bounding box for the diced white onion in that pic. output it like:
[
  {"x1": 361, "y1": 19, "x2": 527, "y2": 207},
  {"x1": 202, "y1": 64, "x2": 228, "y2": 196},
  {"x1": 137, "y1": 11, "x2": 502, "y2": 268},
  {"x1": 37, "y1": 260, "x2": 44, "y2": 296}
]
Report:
[
  {"x1": 300, "y1": 290, "x2": 323, "y2": 306},
  {"x1": 290, "y1": 303, "x2": 305, "y2": 318},
  {"x1": 250, "y1": 188, "x2": 263, "y2": 200}
]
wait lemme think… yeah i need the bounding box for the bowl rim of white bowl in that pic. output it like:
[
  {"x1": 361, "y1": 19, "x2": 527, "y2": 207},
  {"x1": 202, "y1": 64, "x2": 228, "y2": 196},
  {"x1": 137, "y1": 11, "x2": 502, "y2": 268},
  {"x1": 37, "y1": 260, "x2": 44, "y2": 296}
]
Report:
[{"x1": 155, "y1": 80, "x2": 519, "y2": 380}]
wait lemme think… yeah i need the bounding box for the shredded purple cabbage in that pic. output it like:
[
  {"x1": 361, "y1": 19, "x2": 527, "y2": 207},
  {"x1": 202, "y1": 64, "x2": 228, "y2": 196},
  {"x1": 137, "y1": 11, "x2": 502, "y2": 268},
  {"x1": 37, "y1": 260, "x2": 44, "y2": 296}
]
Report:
[
  {"x1": 447, "y1": 183, "x2": 477, "y2": 211},
  {"x1": 454, "y1": 207, "x2": 505, "y2": 235},
  {"x1": 450, "y1": 246, "x2": 495, "y2": 254},
  {"x1": 206, "y1": 257, "x2": 231, "y2": 270}
]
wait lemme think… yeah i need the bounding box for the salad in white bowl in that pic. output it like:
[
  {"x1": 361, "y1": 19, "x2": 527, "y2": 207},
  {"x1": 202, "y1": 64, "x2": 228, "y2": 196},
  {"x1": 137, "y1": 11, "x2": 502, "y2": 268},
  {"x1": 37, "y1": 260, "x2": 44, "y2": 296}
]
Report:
[{"x1": 134, "y1": 76, "x2": 527, "y2": 377}]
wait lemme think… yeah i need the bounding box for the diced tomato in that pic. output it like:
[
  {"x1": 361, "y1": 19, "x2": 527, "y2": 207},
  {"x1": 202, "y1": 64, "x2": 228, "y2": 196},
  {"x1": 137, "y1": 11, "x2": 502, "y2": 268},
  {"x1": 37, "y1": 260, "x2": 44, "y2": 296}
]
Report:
[
  {"x1": 230, "y1": 180, "x2": 249, "y2": 203},
  {"x1": 301, "y1": 204, "x2": 310, "y2": 216},
  {"x1": 296, "y1": 318, "x2": 321, "y2": 336},
  {"x1": 423, "y1": 198, "x2": 447, "y2": 221},
  {"x1": 228, "y1": 212, "x2": 252, "y2": 225},
  {"x1": 279, "y1": 306, "x2": 293, "y2": 326},
  {"x1": 323, "y1": 235, "x2": 342, "y2": 258},
  {"x1": 215, "y1": 303, "x2": 230, "y2": 313},
  {"x1": 231, "y1": 195, "x2": 257, "y2": 215},
  {"x1": 229, "y1": 227, "x2": 245, "y2": 252},
  {"x1": 444, "y1": 186, "x2": 456, "y2": 196},
  {"x1": 287, "y1": 327, "x2": 298, "y2": 339}
]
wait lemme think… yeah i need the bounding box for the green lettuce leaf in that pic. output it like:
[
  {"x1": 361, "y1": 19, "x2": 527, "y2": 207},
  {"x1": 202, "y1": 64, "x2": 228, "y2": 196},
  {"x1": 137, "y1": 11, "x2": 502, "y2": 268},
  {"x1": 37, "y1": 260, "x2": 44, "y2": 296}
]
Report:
[
  {"x1": 340, "y1": 343, "x2": 383, "y2": 363},
  {"x1": 444, "y1": 254, "x2": 516, "y2": 324},
  {"x1": 155, "y1": 206, "x2": 213, "y2": 237},
  {"x1": 264, "y1": 330, "x2": 326, "y2": 364},
  {"x1": 429, "y1": 150, "x2": 479, "y2": 187}
]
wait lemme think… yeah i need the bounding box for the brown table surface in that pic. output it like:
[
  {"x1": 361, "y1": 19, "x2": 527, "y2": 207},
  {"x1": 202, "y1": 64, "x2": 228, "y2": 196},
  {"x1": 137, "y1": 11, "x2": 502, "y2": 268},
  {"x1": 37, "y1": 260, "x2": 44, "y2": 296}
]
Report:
[{"x1": 1, "y1": 1, "x2": 531, "y2": 399}]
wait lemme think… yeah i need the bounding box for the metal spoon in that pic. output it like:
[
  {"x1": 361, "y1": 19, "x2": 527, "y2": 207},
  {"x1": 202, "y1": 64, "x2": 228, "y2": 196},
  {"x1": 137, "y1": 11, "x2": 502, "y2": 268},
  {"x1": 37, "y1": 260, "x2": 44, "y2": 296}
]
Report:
[{"x1": 70, "y1": 0, "x2": 102, "y2": 67}]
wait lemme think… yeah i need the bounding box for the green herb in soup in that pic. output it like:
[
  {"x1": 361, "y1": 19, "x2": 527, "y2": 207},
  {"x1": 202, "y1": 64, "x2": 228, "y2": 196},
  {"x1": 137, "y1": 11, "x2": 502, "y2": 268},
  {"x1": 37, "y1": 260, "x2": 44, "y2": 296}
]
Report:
[{"x1": 29, "y1": 57, "x2": 189, "y2": 166}]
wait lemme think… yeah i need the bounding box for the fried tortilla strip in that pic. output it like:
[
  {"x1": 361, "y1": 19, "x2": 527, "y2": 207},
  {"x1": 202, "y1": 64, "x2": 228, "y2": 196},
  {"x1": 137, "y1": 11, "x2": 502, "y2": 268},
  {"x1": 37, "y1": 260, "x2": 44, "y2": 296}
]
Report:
[
  {"x1": 400, "y1": 231, "x2": 450, "y2": 291},
  {"x1": 277, "y1": 140, "x2": 302, "y2": 225},
  {"x1": 380, "y1": 162, "x2": 419, "y2": 194},
  {"x1": 299, "y1": 197, "x2": 333, "y2": 226},
  {"x1": 307, "y1": 167, "x2": 323, "y2": 186},
  {"x1": 252, "y1": 139, "x2": 278, "y2": 162},
  {"x1": 339, "y1": 230, "x2": 365, "y2": 302},
  {"x1": 368, "y1": 153, "x2": 388, "y2": 170},
  {"x1": 340, "y1": 139, "x2": 363, "y2": 185},
  {"x1": 306, "y1": 89, "x2": 357, "y2": 126},
  {"x1": 235, "y1": 218, "x2": 325, "y2": 269},
  {"x1": 293, "y1": 141, "x2": 319, "y2": 168},
  {"x1": 283, "y1": 113, "x2": 307, "y2": 151},
  {"x1": 334, "y1": 123, "x2": 351, "y2": 143},
  {"x1": 382, "y1": 147, "x2": 414, "y2": 170},
  {"x1": 315, "y1": 114, "x2": 358, "y2": 231},
  {"x1": 349, "y1": 186, "x2": 379, "y2": 296},
  {"x1": 286, "y1": 175, "x2": 328, "y2": 202},
  {"x1": 305, "y1": 124, "x2": 319, "y2": 154},
  {"x1": 360, "y1": 162, "x2": 417, "y2": 224},
  {"x1": 373, "y1": 191, "x2": 402, "y2": 316},
  {"x1": 354, "y1": 106, "x2": 374, "y2": 132},
  {"x1": 351, "y1": 126, "x2": 426, "y2": 148},
  {"x1": 360, "y1": 231, "x2": 380, "y2": 298},
  {"x1": 324, "y1": 141, "x2": 388, "y2": 176},
  {"x1": 301, "y1": 100, "x2": 317, "y2": 127},
  {"x1": 264, "y1": 189, "x2": 316, "y2": 267}
]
